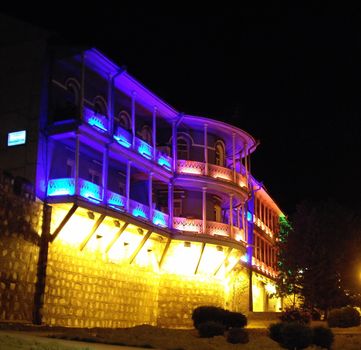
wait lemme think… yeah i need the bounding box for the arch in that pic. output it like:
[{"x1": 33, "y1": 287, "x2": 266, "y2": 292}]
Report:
[
  {"x1": 65, "y1": 78, "x2": 80, "y2": 106},
  {"x1": 140, "y1": 125, "x2": 152, "y2": 144},
  {"x1": 215, "y1": 140, "x2": 226, "y2": 167},
  {"x1": 177, "y1": 136, "x2": 190, "y2": 160},
  {"x1": 93, "y1": 95, "x2": 108, "y2": 116},
  {"x1": 115, "y1": 110, "x2": 131, "y2": 130}
]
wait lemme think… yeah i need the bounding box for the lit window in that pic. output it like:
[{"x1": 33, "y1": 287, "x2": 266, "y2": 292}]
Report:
[{"x1": 215, "y1": 141, "x2": 225, "y2": 166}]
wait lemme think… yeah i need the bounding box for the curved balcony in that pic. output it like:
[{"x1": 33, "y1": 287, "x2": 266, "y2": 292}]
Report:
[
  {"x1": 173, "y1": 216, "x2": 246, "y2": 243},
  {"x1": 177, "y1": 160, "x2": 247, "y2": 189}
]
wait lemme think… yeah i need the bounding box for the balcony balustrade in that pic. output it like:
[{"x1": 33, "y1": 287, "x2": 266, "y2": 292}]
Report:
[
  {"x1": 83, "y1": 106, "x2": 108, "y2": 132},
  {"x1": 173, "y1": 216, "x2": 246, "y2": 242},
  {"x1": 47, "y1": 178, "x2": 169, "y2": 228},
  {"x1": 254, "y1": 215, "x2": 273, "y2": 237},
  {"x1": 252, "y1": 257, "x2": 277, "y2": 278},
  {"x1": 177, "y1": 160, "x2": 247, "y2": 189}
]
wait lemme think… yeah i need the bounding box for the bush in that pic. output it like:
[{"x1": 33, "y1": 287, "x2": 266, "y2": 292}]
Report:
[
  {"x1": 280, "y1": 308, "x2": 311, "y2": 325},
  {"x1": 269, "y1": 322, "x2": 284, "y2": 343},
  {"x1": 226, "y1": 327, "x2": 249, "y2": 344},
  {"x1": 312, "y1": 326, "x2": 334, "y2": 350},
  {"x1": 192, "y1": 306, "x2": 225, "y2": 329},
  {"x1": 198, "y1": 321, "x2": 225, "y2": 338},
  {"x1": 224, "y1": 311, "x2": 247, "y2": 328},
  {"x1": 280, "y1": 322, "x2": 313, "y2": 350},
  {"x1": 192, "y1": 306, "x2": 247, "y2": 330},
  {"x1": 327, "y1": 306, "x2": 360, "y2": 328}
]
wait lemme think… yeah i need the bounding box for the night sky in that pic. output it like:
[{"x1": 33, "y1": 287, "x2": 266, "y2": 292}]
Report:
[{"x1": 3, "y1": 3, "x2": 361, "y2": 215}]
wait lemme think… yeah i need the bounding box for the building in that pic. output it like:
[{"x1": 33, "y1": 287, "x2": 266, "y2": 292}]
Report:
[{"x1": 0, "y1": 16, "x2": 284, "y2": 328}]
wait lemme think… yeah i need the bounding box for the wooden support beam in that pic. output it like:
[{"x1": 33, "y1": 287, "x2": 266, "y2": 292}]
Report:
[
  {"x1": 158, "y1": 238, "x2": 172, "y2": 269},
  {"x1": 226, "y1": 253, "x2": 241, "y2": 278},
  {"x1": 194, "y1": 242, "x2": 206, "y2": 275},
  {"x1": 50, "y1": 204, "x2": 78, "y2": 242},
  {"x1": 214, "y1": 247, "x2": 233, "y2": 276},
  {"x1": 79, "y1": 214, "x2": 105, "y2": 251},
  {"x1": 105, "y1": 222, "x2": 129, "y2": 253},
  {"x1": 129, "y1": 230, "x2": 152, "y2": 264}
]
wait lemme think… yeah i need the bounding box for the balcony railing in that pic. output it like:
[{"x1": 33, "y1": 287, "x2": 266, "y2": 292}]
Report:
[
  {"x1": 173, "y1": 216, "x2": 246, "y2": 242},
  {"x1": 47, "y1": 178, "x2": 169, "y2": 228},
  {"x1": 177, "y1": 160, "x2": 247, "y2": 189},
  {"x1": 83, "y1": 106, "x2": 108, "y2": 132}
]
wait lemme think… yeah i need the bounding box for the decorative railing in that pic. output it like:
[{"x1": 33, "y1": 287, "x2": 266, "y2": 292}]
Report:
[
  {"x1": 208, "y1": 164, "x2": 233, "y2": 182},
  {"x1": 79, "y1": 179, "x2": 103, "y2": 202},
  {"x1": 252, "y1": 257, "x2": 277, "y2": 278},
  {"x1": 173, "y1": 217, "x2": 202, "y2": 233},
  {"x1": 114, "y1": 125, "x2": 132, "y2": 148},
  {"x1": 206, "y1": 221, "x2": 230, "y2": 236},
  {"x1": 177, "y1": 160, "x2": 205, "y2": 175},
  {"x1": 83, "y1": 106, "x2": 108, "y2": 132},
  {"x1": 47, "y1": 178, "x2": 75, "y2": 196},
  {"x1": 107, "y1": 190, "x2": 126, "y2": 210},
  {"x1": 254, "y1": 215, "x2": 273, "y2": 237},
  {"x1": 177, "y1": 160, "x2": 248, "y2": 190},
  {"x1": 156, "y1": 151, "x2": 172, "y2": 171},
  {"x1": 129, "y1": 199, "x2": 149, "y2": 220},
  {"x1": 152, "y1": 209, "x2": 169, "y2": 228},
  {"x1": 135, "y1": 138, "x2": 153, "y2": 160}
]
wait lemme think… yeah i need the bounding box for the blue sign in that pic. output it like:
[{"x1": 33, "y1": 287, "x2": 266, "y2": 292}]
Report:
[{"x1": 8, "y1": 130, "x2": 26, "y2": 146}]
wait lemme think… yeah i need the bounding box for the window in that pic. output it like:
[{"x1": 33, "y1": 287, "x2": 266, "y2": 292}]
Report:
[
  {"x1": 177, "y1": 137, "x2": 189, "y2": 160},
  {"x1": 66, "y1": 159, "x2": 74, "y2": 178},
  {"x1": 89, "y1": 169, "x2": 101, "y2": 185},
  {"x1": 215, "y1": 141, "x2": 225, "y2": 166},
  {"x1": 174, "y1": 199, "x2": 183, "y2": 217},
  {"x1": 214, "y1": 203, "x2": 222, "y2": 222},
  {"x1": 115, "y1": 111, "x2": 131, "y2": 130},
  {"x1": 140, "y1": 125, "x2": 152, "y2": 144},
  {"x1": 65, "y1": 78, "x2": 80, "y2": 107}
]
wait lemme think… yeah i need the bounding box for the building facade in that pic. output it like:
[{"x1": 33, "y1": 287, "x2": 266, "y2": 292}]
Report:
[{"x1": 0, "y1": 17, "x2": 284, "y2": 327}]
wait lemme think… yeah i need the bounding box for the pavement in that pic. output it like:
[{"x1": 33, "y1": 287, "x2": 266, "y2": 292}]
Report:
[{"x1": 0, "y1": 330, "x2": 157, "y2": 350}]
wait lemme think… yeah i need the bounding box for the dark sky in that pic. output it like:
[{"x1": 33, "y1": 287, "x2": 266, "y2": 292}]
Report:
[{"x1": 3, "y1": 2, "x2": 361, "y2": 214}]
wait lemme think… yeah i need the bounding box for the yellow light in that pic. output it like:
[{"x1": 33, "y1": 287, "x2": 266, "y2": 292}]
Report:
[
  {"x1": 265, "y1": 283, "x2": 277, "y2": 295},
  {"x1": 197, "y1": 244, "x2": 225, "y2": 276}
]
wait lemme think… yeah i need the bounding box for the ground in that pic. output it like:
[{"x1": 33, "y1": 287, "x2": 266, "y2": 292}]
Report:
[{"x1": 1, "y1": 321, "x2": 361, "y2": 350}]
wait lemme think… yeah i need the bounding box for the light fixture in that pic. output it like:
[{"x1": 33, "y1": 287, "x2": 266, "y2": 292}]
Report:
[
  {"x1": 147, "y1": 248, "x2": 152, "y2": 253},
  {"x1": 184, "y1": 241, "x2": 191, "y2": 248},
  {"x1": 96, "y1": 234, "x2": 103, "y2": 239},
  {"x1": 216, "y1": 246, "x2": 223, "y2": 252},
  {"x1": 114, "y1": 220, "x2": 120, "y2": 227},
  {"x1": 124, "y1": 242, "x2": 129, "y2": 246},
  {"x1": 137, "y1": 228, "x2": 144, "y2": 235},
  {"x1": 87, "y1": 211, "x2": 95, "y2": 220}
]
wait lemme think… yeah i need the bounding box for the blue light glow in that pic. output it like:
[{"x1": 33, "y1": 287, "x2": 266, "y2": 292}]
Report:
[
  {"x1": 114, "y1": 126, "x2": 132, "y2": 148},
  {"x1": 83, "y1": 107, "x2": 108, "y2": 132},
  {"x1": 132, "y1": 208, "x2": 148, "y2": 219},
  {"x1": 137, "y1": 140, "x2": 152, "y2": 159},
  {"x1": 47, "y1": 178, "x2": 75, "y2": 196},
  {"x1": 157, "y1": 155, "x2": 172, "y2": 170},
  {"x1": 107, "y1": 191, "x2": 126, "y2": 207},
  {"x1": 152, "y1": 210, "x2": 168, "y2": 227},
  {"x1": 79, "y1": 179, "x2": 102, "y2": 201},
  {"x1": 247, "y1": 211, "x2": 253, "y2": 222}
]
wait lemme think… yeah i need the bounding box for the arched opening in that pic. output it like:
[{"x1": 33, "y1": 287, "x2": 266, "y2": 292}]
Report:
[
  {"x1": 115, "y1": 111, "x2": 131, "y2": 130},
  {"x1": 93, "y1": 96, "x2": 108, "y2": 116},
  {"x1": 177, "y1": 137, "x2": 189, "y2": 160},
  {"x1": 215, "y1": 140, "x2": 225, "y2": 167},
  {"x1": 140, "y1": 125, "x2": 152, "y2": 144}
]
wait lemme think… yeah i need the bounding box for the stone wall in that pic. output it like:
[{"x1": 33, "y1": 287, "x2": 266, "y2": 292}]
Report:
[
  {"x1": 157, "y1": 273, "x2": 226, "y2": 328},
  {"x1": 43, "y1": 240, "x2": 160, "y2": 328},
  {"x1": 0, "y1": 180, "x2": 43, "y2": 322}
]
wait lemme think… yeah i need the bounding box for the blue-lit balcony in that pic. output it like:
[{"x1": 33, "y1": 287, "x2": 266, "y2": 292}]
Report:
[
  {"x1": 83, "y1": 106, "x2": 108, "y2": 133},
  {"x1": 47, "y1": 178, "x2": 169, "y2": 229}
]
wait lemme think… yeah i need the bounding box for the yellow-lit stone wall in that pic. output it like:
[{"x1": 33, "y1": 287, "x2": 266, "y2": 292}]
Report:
[
  {"x1": 0, "y1": 186, "x2": 42, "y2": 321},
  {"x1": 157, "y1": 273, "x2": 226, "y2": 328},
  {"x1": 43, "y1": 239, "x2": 160, "y2": 328},
  {"x1": 226, "y1": 268, "x2": 250, "y2": 314}
]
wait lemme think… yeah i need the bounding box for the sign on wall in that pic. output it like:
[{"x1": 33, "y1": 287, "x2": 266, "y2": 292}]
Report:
[{"x1": 7, "y1": 130, "x2": 26, "y2": 146}]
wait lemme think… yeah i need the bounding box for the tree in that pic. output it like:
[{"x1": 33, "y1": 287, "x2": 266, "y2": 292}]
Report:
[{"x1": 277, "y1": 199, "x2": 359, "y2": 314}]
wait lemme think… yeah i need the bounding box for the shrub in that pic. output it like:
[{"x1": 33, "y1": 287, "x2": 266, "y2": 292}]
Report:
[
  {"x1": 226, "y1": 327, "x2": 249, "y2": 344},
  {"x1": 312, "y1": 326, "x2": 334, "y2": 350},
  {"x1": 269, "y1": 322, "x2": 284, "y2": 343},
  {"x1": 327, "y1": 306, "x2": 360, "y2": 328},
  {"x1": 280, "y1": 308, "x2": 311, "y2": 325},
  {"x1": 280, "y1": 322, "x2": 313, "y2": 350},
  {"x1": 192, "y1": 306, "x2": 225, "y2": 329},
  {"x1": 197, "y1": 321, "x2": 225, "y2": 338},
  {"x1": 192, "y1": 306, "x2": 247, "y2": 330},
  {"x1": 311, "y1": 308, "x2": 322, "y2": 321},
  {"x1": 224, "y1": 311, "x2": 247, "y2": 328}
]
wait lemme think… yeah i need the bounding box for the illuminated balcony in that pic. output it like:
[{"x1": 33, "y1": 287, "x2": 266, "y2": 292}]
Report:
[
  {"x1": 252, "y1": 257, "x2": 277, "y2": 278},
  {"x1": 173, "y1": 216, "x2": 246, "y2": 242},
  {"x1": 177, "y1": 160, "x2": 247, "y2": 188},
  {"x1": 47, "y1": 178, "x2": 169, "y2": 228},
  {"x1": 83, "y1": 106, "x2": 108, "y2": 132}
]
